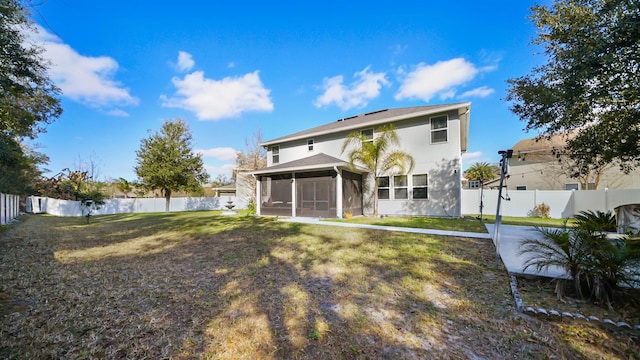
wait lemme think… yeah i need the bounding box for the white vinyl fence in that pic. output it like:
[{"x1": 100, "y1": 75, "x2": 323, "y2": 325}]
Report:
[
  {"x1": 1, "y1": 193, "x2": 20, "y2": 225},
  {"x1": 462, "y1": 188, "x2": 640, "y2": 219},
  {"x1": 26, "y1": 196, "x2": 248, "y2": 217},
  {"x1": 24, "y1": 189, "x2": 640, "y2": 219}
]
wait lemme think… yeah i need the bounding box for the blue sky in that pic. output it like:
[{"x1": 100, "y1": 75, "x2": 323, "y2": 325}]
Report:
[{"x1": 26, "y1": 1, "x2": 549, "y2": 182}]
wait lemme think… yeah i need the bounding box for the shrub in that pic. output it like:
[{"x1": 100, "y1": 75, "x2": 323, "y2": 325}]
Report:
[
  {"x1": 529, "y1": 203, "x2": 550, "y2": 218},
  {"x1": 574, "y1": 210, "x2": 617, "y2": 232},
  {"x1": 520, "y1": 223, "x2": 640, "y2": 309},
  {"x1": 246, "y1": 198, "x2": 256, "y2": 215}
]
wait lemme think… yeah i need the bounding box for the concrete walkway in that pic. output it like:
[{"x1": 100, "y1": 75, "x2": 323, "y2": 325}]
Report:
[{"x1": 279, "y1": 217, "x2": 566, "y2": 279}]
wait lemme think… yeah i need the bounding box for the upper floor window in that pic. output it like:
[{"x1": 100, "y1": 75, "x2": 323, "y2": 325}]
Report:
[
  {"x1": 307, "y1": 139, "x2": 314, "y2": 151},
  {"x1": 430, "y1": 115, "x2": 448, "y2": 143},
  {"x1": 469, "y1": 180, "x2": 480, "y2": 189},
  {"x1": 271, "y1": 145, "x2": 279, "y2": 164},
  {"x1": 412, "y1": 174, "x2": 428, "y2": 199},
  {"x1": 394, "y1": 175, "x2": 408, "y2": 199},
  {"x1": 565, "y1": 183, "x2": 579, "y2": 191},
  {"x1": 361, "y1": 129, "x2": 373, "y2": 144},
  {"x1": 377, "y1": 176, "x2": 389, "y2": 200}
]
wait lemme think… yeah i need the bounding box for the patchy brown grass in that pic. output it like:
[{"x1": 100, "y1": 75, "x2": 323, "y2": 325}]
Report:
[{"x1": 0, "y1": 212, "x2": 639, "y2": 359}]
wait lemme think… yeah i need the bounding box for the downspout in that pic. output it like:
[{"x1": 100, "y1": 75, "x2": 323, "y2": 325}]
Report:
[{"x1": 334, "y1": 166, "x2": 343, "y2": 219}]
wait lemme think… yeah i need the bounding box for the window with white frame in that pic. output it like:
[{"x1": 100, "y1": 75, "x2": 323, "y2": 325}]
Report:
[
  {"x1": 271, "y1": 145, "x2": 279, "y2": 164},
  {"x1": 393, "y1": 175, "x2": 408, "y2": 199},
  {"x1": 307, "y1": 139, "x2": 314, "y2": 151},
  {"x1": 377, "y1": 176, "x2": 389, "y2": 200},
  {"x1": 412, "y1": 174, "x2": 428, "y2": 199},
  {"x1": 430, "y1": 115, "x2": 448, "y2": 143},
  {"x1": 565, "y1": 183, "x2": 579, "y2": 191},
  {"x1": 361, "y1": 129, "x2": 373, "y2": 144},
  {"x1": 469, "y1": 180, "x2": 480, "y2": 189}
]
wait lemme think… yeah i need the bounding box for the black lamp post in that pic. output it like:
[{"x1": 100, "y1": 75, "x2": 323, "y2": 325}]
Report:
[{"x1": 493, "y1": 149, "x2": 513, "y2": 269}]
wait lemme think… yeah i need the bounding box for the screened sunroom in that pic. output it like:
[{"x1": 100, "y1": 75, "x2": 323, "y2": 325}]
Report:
[{"x1": 253, "y1": 154, "x2": 366, "y2": 218}]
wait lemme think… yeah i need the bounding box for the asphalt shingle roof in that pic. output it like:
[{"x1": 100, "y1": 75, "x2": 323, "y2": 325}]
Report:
[
  {"x1": 261, "y1": 102, "x2": 470, "y2": 146},
  {"x1": 252, "y1": 153, "x2": 365, "y2": 175}
]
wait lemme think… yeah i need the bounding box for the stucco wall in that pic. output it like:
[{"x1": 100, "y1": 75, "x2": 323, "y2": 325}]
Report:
[{"x1": 265, "y1": 109, "x2": 465, "y2": 217}]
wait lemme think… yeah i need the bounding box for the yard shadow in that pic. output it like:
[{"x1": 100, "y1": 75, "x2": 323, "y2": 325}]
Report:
[
  {"x1": 1, "y1": 213, "x2": 634, "y2": 358},
  {"x1": 400, "y1": 158, "x2": 461, "y2": 217}
]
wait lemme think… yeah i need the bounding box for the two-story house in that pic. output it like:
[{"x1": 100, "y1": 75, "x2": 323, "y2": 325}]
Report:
[
  {"x1": 250, "y1": 102, "x2": 471, "y2": 218},
  {"x1": 506, "y1": 134, "x2": 640, "y2": 191}
]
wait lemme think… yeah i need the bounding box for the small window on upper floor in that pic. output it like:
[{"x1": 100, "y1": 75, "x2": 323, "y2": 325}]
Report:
[
  {"x1": 307, "y1": 139, "x2": 314, "y2": 151},
  {"x1": 565, "y1": 183, "x2": 579, "y2": 191},
  {"x1": 469, "y1": 180, "x2": 480, "y2": 189},
  {"x1": 271, "y1": 145, "x2": 279, "y2": 164},
  {"x1": 516, "y1": 185, "x2": 527, "y2": 191},
  {"x1": 430, "y1": 115, "x2": 448, "y2": 144},
  {"x1": 361, "y1": 129, "x2": 373, "y2": 144}
]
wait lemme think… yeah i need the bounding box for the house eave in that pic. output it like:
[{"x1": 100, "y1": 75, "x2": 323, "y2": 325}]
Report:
[
  {"x1": 261, "y1": 102, "x2": 471, "y2": 147},
  {"x1": 252, "y1": 162, "x2": 368, "y2": 176}
]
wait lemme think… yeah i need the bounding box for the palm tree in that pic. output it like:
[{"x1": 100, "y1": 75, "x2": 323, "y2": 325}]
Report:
[
  {"x1": 341, "y1": 124, "x2": 414, "y2": 216},
  {"x1": 464, "y1": 162, "x2": 498, "y2": 187}
]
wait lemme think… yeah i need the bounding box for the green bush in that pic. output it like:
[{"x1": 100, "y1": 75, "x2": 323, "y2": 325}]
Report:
[{"x1": 246, "y1": 198, "x2": 256, "y2": 216}]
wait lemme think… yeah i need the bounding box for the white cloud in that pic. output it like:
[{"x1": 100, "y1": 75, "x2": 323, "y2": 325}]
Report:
[
  {"x1": 314, "y1": 66, "x2": 389, "y2": 110},
  {"x1": 395, "y1": 58, "x2": 480, "y2": 102},
  {"x1": 195, "y1": 147, "x2": 238, "y2": 161},
  {"x1": 462, "y1": 151, "x2": 484, "y2": 163},
  {"x1": 106, "y1": 109, "x2": 130, "y2": 117},
  {"x1": 30, "y1": 25, "x2": 138, "y2": 108},
  {"x1": 176, "y1": 51, "x2": 195, "y2": 72},
  {"x1": 204, "y1": 163, "x2": 236, "y2": 177},
  {"x1": 460, "y1": 86, "x2": 495, "y2": 99},
  {"x1": 161, "y1": 70, "x2": 274, "y2": 120}
]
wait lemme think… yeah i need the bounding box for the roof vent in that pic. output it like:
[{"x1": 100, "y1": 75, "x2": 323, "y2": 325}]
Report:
[{"x1": 364, "y1": 109, "x2": 388, "y2": 116}]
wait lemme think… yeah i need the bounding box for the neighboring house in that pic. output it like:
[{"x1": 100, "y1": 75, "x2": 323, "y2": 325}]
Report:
[
  {"x1": 506, "y1": 134, "x2": 640, "y2": 191},
  {"x1": 250, "y1": 102, "x2": 471, "y2": 218}
]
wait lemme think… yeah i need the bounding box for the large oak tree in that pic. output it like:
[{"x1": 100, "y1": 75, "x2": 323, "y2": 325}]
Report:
[
  {"x1": 135, "y1": 118, "x2": 209, "y2": 211},
  {"x1": 506, "y1": 0, "x2": 640, "y2": 174}
]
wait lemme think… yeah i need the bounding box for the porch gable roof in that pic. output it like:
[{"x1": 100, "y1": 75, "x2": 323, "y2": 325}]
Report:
[{"x1": 252, "y1": 153, "x2": 367, "y2": 175}]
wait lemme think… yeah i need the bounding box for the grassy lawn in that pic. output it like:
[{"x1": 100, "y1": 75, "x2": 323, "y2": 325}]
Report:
[
  {"x1": 470, "y1": 214, "x2": 576, "y2": 228},
  {"x1": 1, "y1": 212, "x2": 638, "y2": 359},
  {"x1": 327, "y1": 215, "x2": 489, "y2": 233},
  {"x1": 327, "y1": 214, "x2": 573, "y2": 232}
]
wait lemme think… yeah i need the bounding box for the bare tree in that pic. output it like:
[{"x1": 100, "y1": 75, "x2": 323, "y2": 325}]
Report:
[{"x1": 234, "y1": 127, "x2": 267, "y2": 201}]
